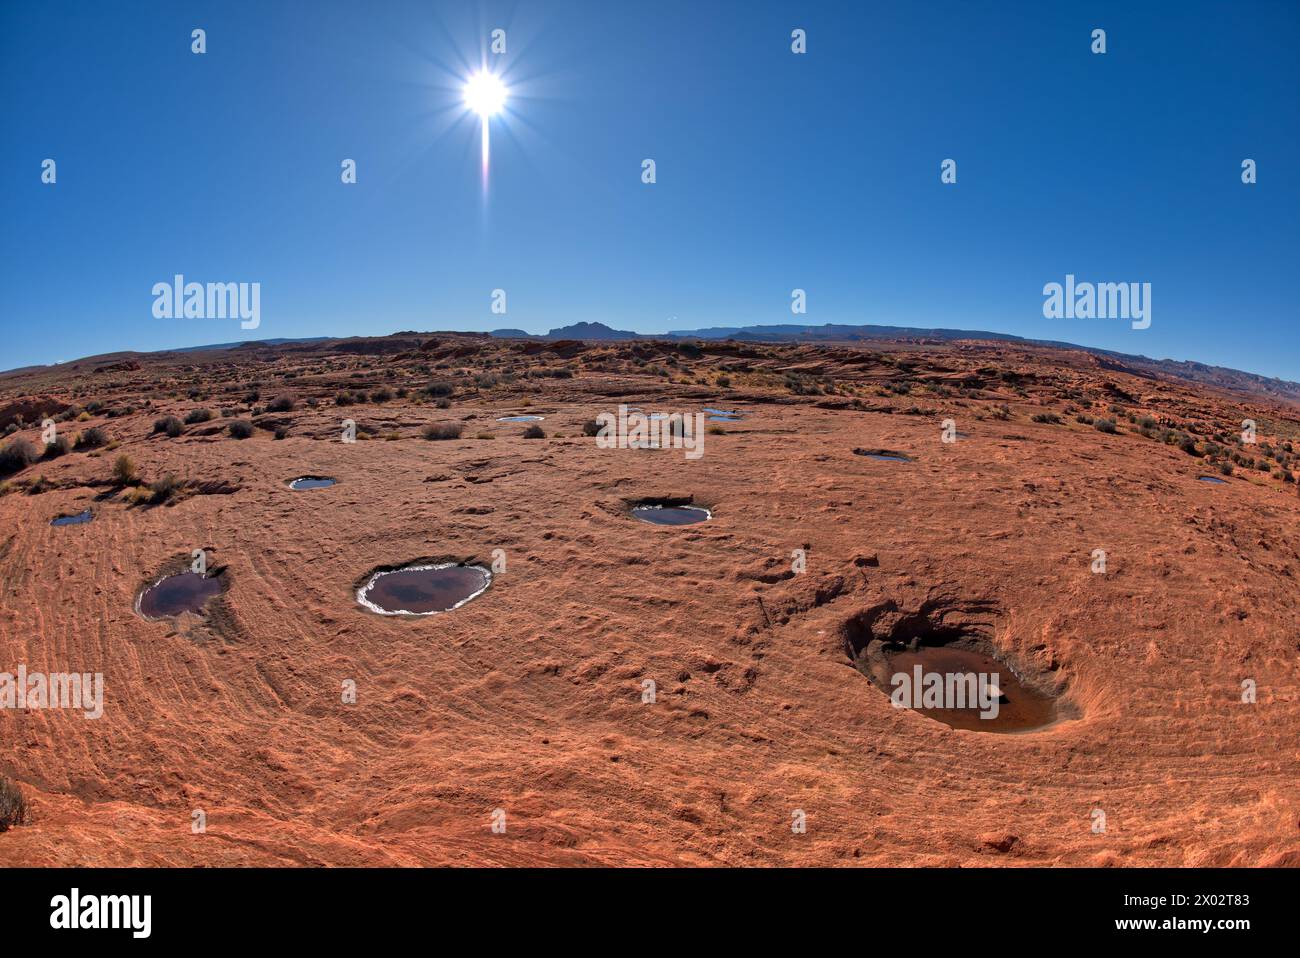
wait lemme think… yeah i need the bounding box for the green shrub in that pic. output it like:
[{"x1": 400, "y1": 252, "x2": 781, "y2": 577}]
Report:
[
  {"x1": 265, "y1": 395, "x2": 295, "y2": 412},
  {"x1": 228, "y1": 419, "x2": 255, "y2": 439},
  {"x1": 184, "y1": 408, "x2": 214, "y2": 425}
]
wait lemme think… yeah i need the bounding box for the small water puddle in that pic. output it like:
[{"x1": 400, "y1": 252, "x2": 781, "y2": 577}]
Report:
[
  {"x1": 631, "y1": 504, "x2": 711, "y2": 525},
  {"x1": 138, "y1": 572, "x2": 224, "y2": 620},
  {"x1": 289, "y1": 476, "x2": 336, "y2": 490},
  {"x1": 357, "y1": 563, "x2": 491, "y2": 615},
  {"x1": 496, "y1": 415, "x2": 544, "y2": 422},
  {"x1": 879, "y1": 645, "x2": 1057, "y2": 733},
  {"x1": 51, "y1": 509, "x2": 94, "y2": 526},
  {"x1": 1197, "y1": 476, "x2": 1228, "y2": 484}
]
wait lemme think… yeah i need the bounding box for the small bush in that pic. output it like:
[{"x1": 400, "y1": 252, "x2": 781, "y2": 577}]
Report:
[
  {"x1": 0, "y1": 775, "x2": 28, "y2": 831},
  {"x1": 425, "y1": 381, "x2": 455, "y2": 398},
  {"x1": 184, "y1": 408, "x2": 214, "y2": 425},
  {"x1": 370, "y1": 387, "x2": 393, "y2": 404},
  {"x1": 266, "y1": 395, "x2": 295, "y2": 413},
  {"x1": 422, "y1": 422, "x2": 463, "y2": 441},
  {"x1": 522, "y1": 424, "x2": 546, "y2": 439},
  {"x1": 75, "y1": 427, "x2": 108, "y2": 450},
  {"x1": 1093, "y1": 418, "x2": 1118, "y2": 435},
  {"x1": 228, "y1": 419, "x2": 255, "y2": 439},
  {"x1": 154, "y1": 415, "x2": 184, "y2": 437},
  {"x1": 43, "y1": 434, "x2": 72, "y2": 458},
  {"x1": 274, "y1": 426, "x2": 290, "y2": 440},
  {"x1": 435, "y1": 397, "x2": 452, "y2": 409},
  {"x1": 1219, "y1": 462, "x2": 1233, "y2": 477},
  {"x1": 1030, "y1": 412, "x2": 1061, "y2": 424},
  {"x1": 124, "y1": 486, "x2": 154, "y2": 506},
  {"x1": 112, "y1": 454, "x2": 138, "y2": 485},
  {"x1": 475, "y1": 432, "x2": 496, "y2": 440},
  {"x1": 706, "y1": 425, "x2": 726, "y2": 435},
  {"x1": 149, "y1": 473, "x2": 182, "y2": 503},
  {"x1": 335, "y1": 391, "x2": 356, "y2": 407},
  {"x1": 581, "y1": 419, "x2": 602, "y2": 437}
]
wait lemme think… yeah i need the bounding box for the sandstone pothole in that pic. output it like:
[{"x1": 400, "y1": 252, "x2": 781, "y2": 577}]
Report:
[{"x1": 842, "y1": 599, "x2": 1069, "y2": 733}]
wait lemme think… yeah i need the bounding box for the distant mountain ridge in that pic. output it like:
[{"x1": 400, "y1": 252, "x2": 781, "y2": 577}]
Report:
[{"x1": 5, "y1": 321, "x2": 1297, "y2": 405}]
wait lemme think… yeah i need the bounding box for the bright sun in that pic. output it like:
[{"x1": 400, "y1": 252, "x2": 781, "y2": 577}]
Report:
[{"x1": 464, "y1": 71, "x2": 507, "y2": 117}]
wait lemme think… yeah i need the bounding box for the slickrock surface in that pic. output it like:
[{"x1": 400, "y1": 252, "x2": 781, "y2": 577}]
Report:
[{"x1": 1, "y1": 334, "x2": 1297, "y2": 865}]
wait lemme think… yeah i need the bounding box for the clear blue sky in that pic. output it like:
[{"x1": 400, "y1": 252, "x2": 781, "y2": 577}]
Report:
[{"x1": 2, "y1": 1, "x2": 1297, "y2": 378}]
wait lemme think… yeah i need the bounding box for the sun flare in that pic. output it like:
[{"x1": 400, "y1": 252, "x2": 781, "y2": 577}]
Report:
[{"x1": 464, "y1": 71, "x2": 507, "y2": 117}]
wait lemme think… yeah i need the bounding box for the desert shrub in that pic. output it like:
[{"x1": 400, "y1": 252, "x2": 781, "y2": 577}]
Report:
[
  {"x1": 124, "y1": 486, "x2": 154, "y2": 506},
  {"x1": 706, "y1": 424, "x2": 726, "y2": 435},
  {"x1": 993, "y1": 405, "x2": 1012, "y2": 421},
  {"x1": 335, "y1": 391, "x2": 356, "y2": 407},
  {"x1": 424, "y1": 381, "x2": 454, "y2": 397},
  {"x1": 155, "y1": 415, "x2": 184, "y2": 437},
  {"x1": 76, "y1": 411, "x2": 92, "y2": 422},
  {"x1": 0, "y1": 775, "x2": 28, "y2": 831},
  {"x1": 1219, "y1": 462, "x2": 1233, "y2": 477},
  {"x1": 474, "y1": 432, "x2": 496, "y2": 440},
  {"x1": 522, "y1": 424, "x2": 546, "y2": 439},
  {"x1": 716, "y1": 375, "x2": 732, "y2": 388},
  {"x1": 1093, "y1": 418, "x2": 1118, "y2": 435},
  {"x1": 422, "y1": 422, "x2": 463, "y2": 441},
  {"x1": 75, "y1": 427, "x2": 108, "y2": 450},
  {"x1": 370, "y1": 387, "x2": 393, "y2": 404},
  {"x1": 1031, "y1": 412, "x2": 1061, "y2": 424},
  {"x1": 112, "y1": 454, "x2": 138, "y2": 485},
  {"x1": 435, "y1": 397, "x2": 452, "y2": 409},
  {"x1": 149, "y1": 473, "x2": 182, "y2": 503},
  {"x1": 1075, "y1": 414, "x2": 1093, "y2": 425},
  {"x1": 274, "y1": 426, "x2": 290, "y2": 440},
  {"x1": 43, "y1": 434, "x2": 72, "y2": 458},
  {"x1": 1178, "y1": 436, "x2": 1200, "y2": 456},
  {"x1": 265, "y1": 394, "x2": 295, "y2": 412},
  {"x1": 228, "y1": 419, "x2": 255, "y2": 439},
  {"x1": 474, "y1": 373, "x2": 498, "y2": 389},
  {"x1": 581, "y1": 419, "x2": 601, "y2": 437},
  {"x1": 184, "y1": 408, "x2": 214, "y2": 425}
]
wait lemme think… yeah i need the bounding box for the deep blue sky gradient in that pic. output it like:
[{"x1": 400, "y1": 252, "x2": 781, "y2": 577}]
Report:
[{"x1": 2, "y1": 1, "x2": 1297, "y2": 377}]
